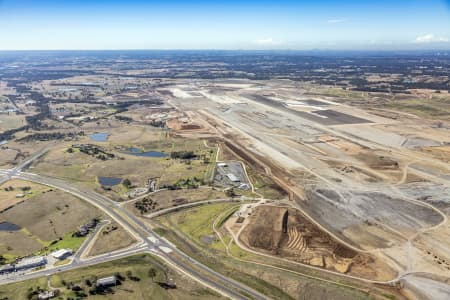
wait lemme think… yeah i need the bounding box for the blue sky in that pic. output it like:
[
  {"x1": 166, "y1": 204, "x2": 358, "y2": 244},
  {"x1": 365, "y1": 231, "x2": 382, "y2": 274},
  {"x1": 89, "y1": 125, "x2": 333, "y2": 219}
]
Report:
[{"x1": 0, "y1": 0, "x2": 449, "y2": 50}]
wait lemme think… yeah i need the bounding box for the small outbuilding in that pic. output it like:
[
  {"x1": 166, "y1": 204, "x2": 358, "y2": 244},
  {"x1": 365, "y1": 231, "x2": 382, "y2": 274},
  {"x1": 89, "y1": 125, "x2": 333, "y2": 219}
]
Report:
[{"x1": 96, "y1": 276, "x2": 117, "y2": 287}]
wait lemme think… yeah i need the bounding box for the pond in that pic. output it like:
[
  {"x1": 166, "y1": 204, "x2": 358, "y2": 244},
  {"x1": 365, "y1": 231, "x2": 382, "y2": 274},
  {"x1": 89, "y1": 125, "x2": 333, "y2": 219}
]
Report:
[
  {"x1": 89, "y1": 132, "x2": 109, "y2": 142},
  {"x1": 0, "y1": 222, "x2": 21, "y2": 231},
  {"x1": 126, "y1": 147, "x2": 168, "y2": 158},
  {"x1": 98, "y1": 176, "x2": 122, "y2": 187}
]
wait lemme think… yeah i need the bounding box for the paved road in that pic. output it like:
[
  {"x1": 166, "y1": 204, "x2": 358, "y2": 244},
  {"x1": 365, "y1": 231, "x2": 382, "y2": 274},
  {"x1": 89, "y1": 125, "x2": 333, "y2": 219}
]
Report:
[
  {"x1": 0, "y1": 146, "x2": 50, "y2": 184},
  {"x1": 73, "y1": 220, "x2": 110, "y2": 262},
  {"x1": 144, "y1": 198, "x2": 254, "y2": 219},
  {"x1": 2, "y1": 171, "x2": 269, "y2": 300}
]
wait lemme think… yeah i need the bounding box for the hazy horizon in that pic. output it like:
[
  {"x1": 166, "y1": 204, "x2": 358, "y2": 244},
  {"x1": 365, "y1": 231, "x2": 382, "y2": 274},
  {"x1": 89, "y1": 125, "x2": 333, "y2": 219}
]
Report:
[{"x1": 1, "y1": 0, "x2": 450, "y2": 51}]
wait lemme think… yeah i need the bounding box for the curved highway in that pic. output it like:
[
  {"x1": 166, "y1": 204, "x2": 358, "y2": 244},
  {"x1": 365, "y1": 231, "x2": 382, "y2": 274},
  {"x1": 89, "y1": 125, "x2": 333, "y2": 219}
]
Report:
[{"x1": 3, "y1": 170, "x2": 269, "y2": 300}]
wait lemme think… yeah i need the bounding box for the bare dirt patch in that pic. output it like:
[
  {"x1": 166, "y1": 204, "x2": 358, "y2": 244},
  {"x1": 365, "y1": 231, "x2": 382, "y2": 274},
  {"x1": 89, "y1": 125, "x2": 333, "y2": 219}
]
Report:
[{"x1": 420, "y1": 146, "x2": 450, "y2": 164}]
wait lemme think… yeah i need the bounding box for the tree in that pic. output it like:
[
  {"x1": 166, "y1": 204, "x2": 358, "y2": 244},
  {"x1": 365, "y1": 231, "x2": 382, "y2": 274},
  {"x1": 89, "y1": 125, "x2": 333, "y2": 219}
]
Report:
[
  {"x1": 148, "y1": 268, "x2": 157, "y2": 282},
  {"x1": 122, "y1": 178, "x2": 132, "y2": 188},
  {"x1": 226, "y1": 188, "x2": 236, "y2": 198}
]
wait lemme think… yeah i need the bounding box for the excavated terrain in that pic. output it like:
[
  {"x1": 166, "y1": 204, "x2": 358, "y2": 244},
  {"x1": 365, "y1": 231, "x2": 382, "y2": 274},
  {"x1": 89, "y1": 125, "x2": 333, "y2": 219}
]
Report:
[{"x1": 240, "y1": 206, "x2": 397, "y2": 281}]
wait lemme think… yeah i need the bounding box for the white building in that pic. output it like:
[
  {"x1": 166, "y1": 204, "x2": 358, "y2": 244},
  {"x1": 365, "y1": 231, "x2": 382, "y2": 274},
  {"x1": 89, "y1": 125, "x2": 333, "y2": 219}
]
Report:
[
  {"x1": 226, "y1": 173, "x2": 240, "y2": 182},
  {"x1": 238, "y1": 183, "x2": 250, "y2": 190},
  {"x1": 51, "y1": 249, "x2": 72, "y2": 260}
]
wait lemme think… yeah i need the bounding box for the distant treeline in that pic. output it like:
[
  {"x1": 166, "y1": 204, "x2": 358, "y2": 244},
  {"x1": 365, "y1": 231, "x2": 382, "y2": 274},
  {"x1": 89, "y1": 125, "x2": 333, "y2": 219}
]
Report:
[{"x1": 17, "y1": 131, "x2": 84, "y2": 142}]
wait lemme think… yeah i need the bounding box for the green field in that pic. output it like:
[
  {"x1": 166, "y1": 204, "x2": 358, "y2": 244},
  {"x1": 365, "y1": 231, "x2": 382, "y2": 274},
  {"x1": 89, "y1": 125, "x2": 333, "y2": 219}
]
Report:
[{"x1": 0, "y1": 254, "x2": 224, "y2": 300}]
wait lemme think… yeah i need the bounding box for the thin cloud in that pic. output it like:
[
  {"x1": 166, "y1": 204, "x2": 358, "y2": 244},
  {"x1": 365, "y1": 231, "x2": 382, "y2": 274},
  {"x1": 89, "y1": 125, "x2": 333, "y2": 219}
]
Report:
[
  {"x1": 327, "y1": 18, "x2": 347, "y2": 24},
  {"x1": 415, "y1": 34, "x2": 449, "y2": 43},
  {"x1": 255, "y1": 38, "x2": 282, "y2": 46}
]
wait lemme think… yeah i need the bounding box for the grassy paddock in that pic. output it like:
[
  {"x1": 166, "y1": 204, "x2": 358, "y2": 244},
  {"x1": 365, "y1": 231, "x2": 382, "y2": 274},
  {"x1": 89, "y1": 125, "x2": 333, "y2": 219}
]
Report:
[{"x1": 0, "y1": 254, "x2": 224, "y2": 300}]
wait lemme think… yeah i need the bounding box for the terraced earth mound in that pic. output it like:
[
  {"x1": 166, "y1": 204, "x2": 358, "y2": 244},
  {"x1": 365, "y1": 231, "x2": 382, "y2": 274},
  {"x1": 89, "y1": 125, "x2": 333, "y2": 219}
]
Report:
[{"x1": 239, "y1": 205, "x2": 397, "y2": 281}]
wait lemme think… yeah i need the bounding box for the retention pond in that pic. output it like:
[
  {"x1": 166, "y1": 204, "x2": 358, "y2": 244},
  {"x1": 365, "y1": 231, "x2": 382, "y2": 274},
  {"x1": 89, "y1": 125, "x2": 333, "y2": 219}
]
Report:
[{"x1": 126, "y1": 147, "x2": 168, "y2": 158}]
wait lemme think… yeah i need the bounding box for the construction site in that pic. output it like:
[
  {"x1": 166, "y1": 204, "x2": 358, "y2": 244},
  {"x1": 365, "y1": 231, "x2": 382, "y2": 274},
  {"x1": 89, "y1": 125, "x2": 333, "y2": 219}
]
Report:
[{"x1": 158, "y1": 78, "x2": 450, "y2": 297}]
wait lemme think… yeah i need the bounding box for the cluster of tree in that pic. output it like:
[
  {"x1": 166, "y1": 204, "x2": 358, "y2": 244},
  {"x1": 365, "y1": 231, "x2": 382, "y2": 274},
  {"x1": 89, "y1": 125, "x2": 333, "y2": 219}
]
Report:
[
  {"x1": 4, "y1": 185, "x2": 31, "y2": 192},
  {"x1": 23, "y1": 91, "x2": 51, "y2": 130},
  {"x1": 170, "y1": 151, "x2": 197, "y2": 160},
  {"x1": 61, "y1": 279, "x2": 91, "y2": 298},
  {"x1": 73, "y1": 144, "x2": 115, "y2": 160},
  {"x1": 113, "y1": 99, "x2": 163, "y2": 110},
  {"x1": 122, "y1": 178, "x2": 132, "y2": 189},
  {"x1": 115, "y1": 115, "x2": 133, "y2": 123},
  {"x1": 17, "y1": 131, "x2": 84, "y2": 142},
  {"x1": 102, "y1": 224, "x2": 118, "y2": 235},
  {"x1": 0, "y1": 126, "x2": 28, "y2": 142},
  {"x1": 25, "y1": 287, "x2": 60, "y2": 300},
  {"x1": 225, "y1": 188, "x2": 239, "y2": 198},
  {"x1": 161, "y1": 177, "x2": 204, "y2": 190},
  {"x1": 72, "y1": 218, "x2": 99, "y2": 237},
  {"x1": 134, "y1": 197, "x2": 158, "y2": 214}
]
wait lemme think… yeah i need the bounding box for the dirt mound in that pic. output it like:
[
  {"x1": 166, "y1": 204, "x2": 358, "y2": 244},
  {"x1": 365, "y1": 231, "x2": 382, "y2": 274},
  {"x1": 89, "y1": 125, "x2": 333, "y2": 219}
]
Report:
[
  {"x1": 356, "y1": 151, "x2": 399, "y2": 170},
  {"x1": 334, "y1": 244, "x2": 357, "y2": 259},
  {"x1": 240, "y1": 206, "x2": 397, "y2": 281},
  {"x1": 241, "y1": 207, "x2": 287, "y2": 253}
]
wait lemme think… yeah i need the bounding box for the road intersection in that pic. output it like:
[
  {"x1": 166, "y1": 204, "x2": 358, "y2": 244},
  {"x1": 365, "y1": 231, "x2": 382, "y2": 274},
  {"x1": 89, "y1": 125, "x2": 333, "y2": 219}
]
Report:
[{"x1": 0, "y1": 151, "x2": 270, "y2": 300}]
